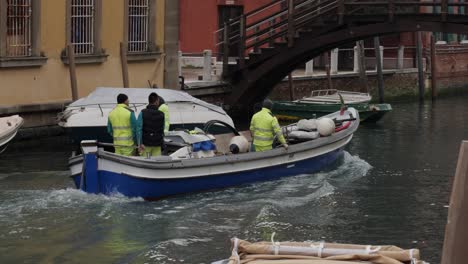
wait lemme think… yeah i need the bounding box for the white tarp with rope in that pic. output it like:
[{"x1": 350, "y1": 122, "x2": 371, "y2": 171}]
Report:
[{"x1": 214, "y1": 235, "x2": 429, "y2": 264}]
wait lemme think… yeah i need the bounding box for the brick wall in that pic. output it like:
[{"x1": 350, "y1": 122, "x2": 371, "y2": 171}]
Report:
[{"x1": 435, "y1": 44, "x2": 468, "y2": 90}]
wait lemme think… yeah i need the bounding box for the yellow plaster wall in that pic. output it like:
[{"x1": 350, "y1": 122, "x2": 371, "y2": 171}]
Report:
[{"x1": 0, "y1": 0, "x2": 165, "y2": 107}]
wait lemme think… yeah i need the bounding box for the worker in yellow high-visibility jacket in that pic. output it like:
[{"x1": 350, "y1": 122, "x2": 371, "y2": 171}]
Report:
[
  {"x1": 158, "y1": 96, "x2": 170, "y2": 133},
  {"x1": 107, "y1": 94, "x2": 138, "y2": 156},
  {"x1": 250, "y1": 99, "x2": 288, "y2": 152}
]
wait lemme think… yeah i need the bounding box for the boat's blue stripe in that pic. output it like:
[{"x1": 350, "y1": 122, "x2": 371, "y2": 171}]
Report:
[{"x1": 72, "y1": 148, "x2": 344, "y2": 199}]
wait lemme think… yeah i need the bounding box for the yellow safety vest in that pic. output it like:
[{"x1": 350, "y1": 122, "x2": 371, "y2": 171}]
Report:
[
  {"x1": 108, "y1": 104, "x2": 134, "y2": 147},
  {"x1": 250, "y1": 108, "x2": 286, "y2": 147},
  {"x1": 159, "y1": 103, "x2": 170, "y2": 133}
]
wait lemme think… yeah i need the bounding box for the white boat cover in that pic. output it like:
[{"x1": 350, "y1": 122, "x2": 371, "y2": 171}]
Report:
[
  {"x1": 222, "y1": 238, "x2": 428, "y2": 264},
  {"x1": 69, "y1": 87, "x2": 225, "y2": 113}
]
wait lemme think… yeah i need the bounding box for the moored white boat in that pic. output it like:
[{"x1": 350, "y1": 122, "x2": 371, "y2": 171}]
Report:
[
  {"x1": 68, "y1": 108, "x2": 359, "y2": 200},
  {"x1": 0, "y1": 115, "x2": 24, "y2": 154},
  {"x1": 297, "y1": 89, "x2": 371, "y2": 104},
  {"x1": 58, "y1": 87, "x2": 235, "y2": 145}
]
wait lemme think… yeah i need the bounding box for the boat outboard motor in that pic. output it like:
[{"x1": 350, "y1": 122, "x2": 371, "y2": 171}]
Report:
[
  {"x1": 229, "y1": 136, "x2": 249, "y2": 154},
  {"x1": 317, "y1": 118, "x2": 335, "y2": 136}
]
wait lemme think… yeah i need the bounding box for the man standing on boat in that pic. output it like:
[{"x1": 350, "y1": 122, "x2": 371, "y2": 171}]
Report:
[
  {"x1": 158, "y1": 96, "x2": 170, "y2": 133},
  {"x1": 137, "y1": 93, "x2": 165, "y2": 157},
  {"x1": 107, "y1": 94, "x2": 138, "y2": 156},
  {"x1": 250, "y1": 99, "x2": 288, "y2": 152}
]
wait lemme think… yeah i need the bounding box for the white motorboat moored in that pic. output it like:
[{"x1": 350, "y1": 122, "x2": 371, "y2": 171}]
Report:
[
  {"x1": 58, "y1": 87, "x2": 235, "y2": 145},
  {"x1": 0, "y1": 115, "x2": 24, "y2": 154}
]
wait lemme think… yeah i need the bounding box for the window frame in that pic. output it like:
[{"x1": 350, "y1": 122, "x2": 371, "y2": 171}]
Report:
[
  {"x1": 0, "y1": 0, "x2": 47, "y2": 68},
  {"x1": 124, "y1": 0, "x2": 161, "y2": 62},
  {"x1": 62, "y1": 0, "x2": 107, "y2": 65}
]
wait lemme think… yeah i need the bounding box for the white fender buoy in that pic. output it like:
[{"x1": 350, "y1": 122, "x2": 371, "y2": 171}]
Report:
[
  {"x1": 317, "y1": 118, "x2": 335, "y2": 136},
  {"x1": 229, "y1": 136, "x2": 249, "y2": 154}
]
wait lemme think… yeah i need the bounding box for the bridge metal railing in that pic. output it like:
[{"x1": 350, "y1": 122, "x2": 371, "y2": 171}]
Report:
[{"x1": 214, "y1": 0, "x2": 467, "y2": 77}]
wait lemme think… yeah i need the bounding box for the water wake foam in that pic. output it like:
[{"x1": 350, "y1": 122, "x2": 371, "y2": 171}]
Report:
[{"x1": 0, "y1": 188, "x2": 144, "y2": 223}]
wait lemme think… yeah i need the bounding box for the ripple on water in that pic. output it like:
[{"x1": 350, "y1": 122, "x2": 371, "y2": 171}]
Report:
[{"x1": 143, "y1": 237, "x2": 213, "y2": 263}]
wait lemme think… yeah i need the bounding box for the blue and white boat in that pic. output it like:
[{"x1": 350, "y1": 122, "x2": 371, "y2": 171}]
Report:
[{"x1": 68, "y1": 108, "x2": 359, "y2": 200}]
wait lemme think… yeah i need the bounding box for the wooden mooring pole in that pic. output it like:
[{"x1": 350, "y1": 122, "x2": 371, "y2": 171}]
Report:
[
  {"x1": 288, "y1": 73, "x2": 295, "y2": 101},
  {"x1": 67, "y1": 44, "x2": 78, "y2": 101},
  {"x1": 222, "y1": 22, "x2": 230, "y2": 80},
  {"x1": 324, "y1": 52, "x2": 333, "y2": 90},
  {"x1": 416, "y1": 31, "x2": 425, "y2": 101},
  {"x1": 120, "y1": 42, "x2": 130, "y2": 88},
  {"x1": 441, "y1": 141, "x2": 468, "y2": 264},
  {"x1": 374, "y1": 37, "x2": 384, "y2": 103},
  {"x1": 357, "y1": 41, "x2": 368, "y2": 93},
  {"x1": 431, "y1": 35, "x2": 438, "y2": 100}
]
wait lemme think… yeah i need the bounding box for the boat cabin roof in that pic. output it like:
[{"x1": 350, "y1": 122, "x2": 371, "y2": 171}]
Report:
[{"x1": 69, "y1": 87, "x2": 225, "y2": 113}]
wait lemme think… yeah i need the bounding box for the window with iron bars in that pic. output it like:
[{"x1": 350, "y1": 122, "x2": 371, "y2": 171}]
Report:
[
  {"x1": 6, "y1": 0, "x2": 32, "y2": 57},
  {"x1": 71, "y1": 0, "x2": 95, "y2": 55},
  {"x1": 128, "y1": 0, "x2": 150, "y2": 53}
]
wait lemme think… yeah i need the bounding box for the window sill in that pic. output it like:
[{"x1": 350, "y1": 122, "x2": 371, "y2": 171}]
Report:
[
  {"x1": 61, "y1": 53, "x2": 108, "y2": 65},
  {"x1": 0, "y1": 56, "x2": 48, "y2": 68},
  {"x1": 127, "y1": 51, "x2": 162, "y2": 62}
]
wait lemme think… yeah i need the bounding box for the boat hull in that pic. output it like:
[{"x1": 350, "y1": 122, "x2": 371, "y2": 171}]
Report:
[
  {"x1": 71, "y1": 147, "x2": 344, "y2": 200},
  {"x1": 273, "y1": 101, "x2": 391, "y2": 123}
]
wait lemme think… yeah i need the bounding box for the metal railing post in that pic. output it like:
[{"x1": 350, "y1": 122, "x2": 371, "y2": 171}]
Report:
[
  {"x1": 288, "y1": 0, "x2": 295, "y2": 48},
  {"x1": 238, "y1": 15, "x2": 246, "y2": 68},
  {"x1": 441, "y1": 0, "x2": 448, "y2": 22},
  {"x1": 222, "y1": 22, "x2": 230, "y2": 79},
  {"x1": 388, "y1": 0, "x2": 395, "y2": 22},
  {"x1": 337, "y1": 0, "x2": 344, "y2": 25}
]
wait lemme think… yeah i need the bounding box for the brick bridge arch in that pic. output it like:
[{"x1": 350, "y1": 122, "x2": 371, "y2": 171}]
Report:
[{"x1": 218, "y1": 0, "x2": 468, "y2": 114}]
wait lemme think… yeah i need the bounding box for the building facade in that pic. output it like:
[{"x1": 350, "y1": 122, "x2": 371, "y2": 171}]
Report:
[
  {"x1": 179, "y1": 0, "x2": 273, "y2": 54},
  {"x1": 0, "y1": 0, "x2": 178, "y2": 125}
]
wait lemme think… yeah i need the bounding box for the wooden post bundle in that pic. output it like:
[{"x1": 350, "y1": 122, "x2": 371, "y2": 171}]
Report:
[{"x1": 441, "y1": 141, "x2": 468, "y2": 264}]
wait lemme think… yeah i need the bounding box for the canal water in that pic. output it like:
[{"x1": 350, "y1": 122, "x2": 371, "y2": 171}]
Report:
[{"x1": 1, "y1": 95, "x2": 467, "y2": 264}]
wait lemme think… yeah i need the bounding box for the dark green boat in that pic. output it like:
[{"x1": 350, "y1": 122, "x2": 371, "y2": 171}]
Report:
[{"x1": 272, "y1": 90, "x2": 392, "y2": 123}]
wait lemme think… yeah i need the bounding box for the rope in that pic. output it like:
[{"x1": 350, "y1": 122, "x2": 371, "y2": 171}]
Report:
[
  {"x1": 270, "y1": 232, "x2": 280, "y2": 255},
  {"x1": 232, "y1": 238, "x2": 241, "y2": 264},
  {"x1": 317, "y1": 242, "x2": 324, "y2": 258}
]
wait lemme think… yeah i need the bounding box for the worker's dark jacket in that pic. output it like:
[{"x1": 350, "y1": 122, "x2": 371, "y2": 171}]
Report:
[{"x1": 141, "y1": 105, "x2": 165, "y2": 146}]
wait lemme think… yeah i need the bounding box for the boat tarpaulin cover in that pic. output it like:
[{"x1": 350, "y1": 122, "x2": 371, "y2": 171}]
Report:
[
  {"x1": 69, "y1": 87, "x2": 226, "y2": 113},
  {"x1": 224, "y1": 238, "x2": 428, "y2": 264}
]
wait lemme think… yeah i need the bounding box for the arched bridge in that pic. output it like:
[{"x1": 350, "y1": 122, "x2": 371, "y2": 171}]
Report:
[{"x1": 217, "y1": 0, "x2": 468, "y2": 114}]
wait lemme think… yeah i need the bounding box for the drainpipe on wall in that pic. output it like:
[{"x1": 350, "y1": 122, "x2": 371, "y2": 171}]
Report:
[{"x1": 164, "y1": 0, "x2": 180, "y2": 89}]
